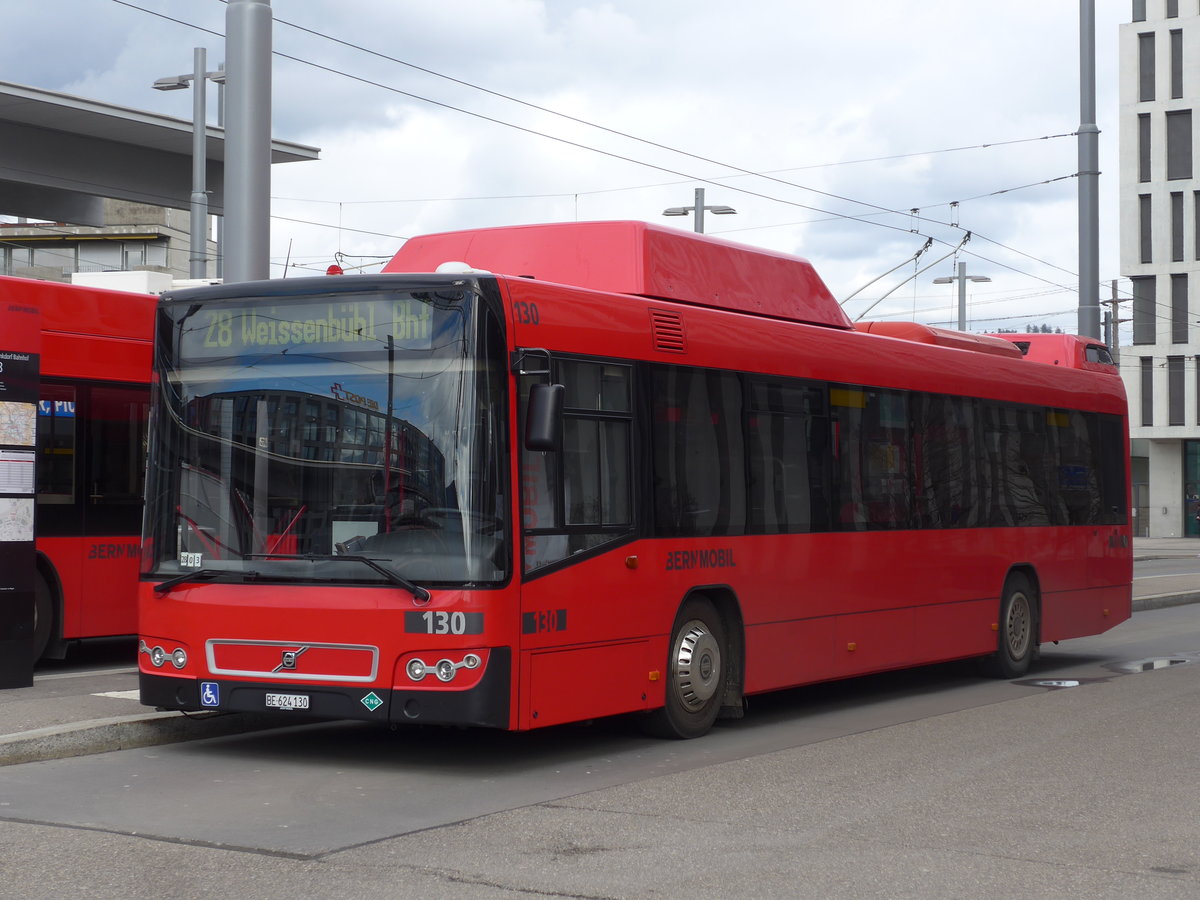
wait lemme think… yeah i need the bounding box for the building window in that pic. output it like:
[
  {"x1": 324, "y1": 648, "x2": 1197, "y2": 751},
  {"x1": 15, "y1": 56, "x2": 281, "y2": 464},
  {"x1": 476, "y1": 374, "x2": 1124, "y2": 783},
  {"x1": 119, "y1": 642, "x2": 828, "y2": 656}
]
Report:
[
  {"x1": 1168, "y1": 0, "x2": 1179, "y2": 17},
  {"x1": 123, "y1": 242, "x2": 146, "y2": 269},
  {"x1": 1140, "y1": 194, "x2": 1154, "y2": 264},
  {"x1": 1, "y1": 245, "x2": 32, "y2": 276},
  {"x1": 1133, "y1": 275, "x2": 1157, "y2": 345},
  {"x1": 1170, "y1": 356, "x2": 1186, "y2": 426},
  {"x1": 1140, "y1": 114, "x2": 1152, "y2": 183},
  {"x1": 1172, "y1": 29, "x2": 1184, "y2": 99},
  {"x1": 1190, "y1": 357, "x2": 1200, "y2": 424},
  {"x1": 1167, "y1": 110, "x2": 1193, "y2": 180},
  {"x1": 1140, "y1": 33, "x2": 1156, "y2": 102},
  {"x1": 1174, "y1": 192, "x2": 1186, "y2": 262},
  {"x1": 1174, "y1": 273, "x2": 1190, "y2": 343},
  {"x1": 1141, "y1": 357, "x2": 1155, "y2": 427},
  {"x1": 1133, "y1": 0, "x2": 1146, "y2": 19},
  {"x1": 1195, "y1": 356, "x2": 1200, "y2": 423},
  {"x1": 1195, "y1": 192, "x2": 1200, "y2": 259}
]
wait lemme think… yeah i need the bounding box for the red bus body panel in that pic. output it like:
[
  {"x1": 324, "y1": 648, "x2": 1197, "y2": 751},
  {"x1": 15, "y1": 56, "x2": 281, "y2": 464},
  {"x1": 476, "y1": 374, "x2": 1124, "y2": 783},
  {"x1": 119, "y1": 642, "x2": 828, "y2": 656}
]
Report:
[
  {"x1": 987, "y1": 332, "x2": 1120, "y2": 375},
  {"x1": 386, "y1": 220, "x2": 853, "y2": 330}
]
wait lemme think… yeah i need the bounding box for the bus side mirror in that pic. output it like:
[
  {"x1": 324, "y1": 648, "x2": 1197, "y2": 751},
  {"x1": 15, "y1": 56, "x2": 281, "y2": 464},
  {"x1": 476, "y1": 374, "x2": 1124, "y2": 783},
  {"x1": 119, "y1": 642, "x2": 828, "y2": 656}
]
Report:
[{"x1": 525, "y1": 383, "x2": 564, "y2": 451}]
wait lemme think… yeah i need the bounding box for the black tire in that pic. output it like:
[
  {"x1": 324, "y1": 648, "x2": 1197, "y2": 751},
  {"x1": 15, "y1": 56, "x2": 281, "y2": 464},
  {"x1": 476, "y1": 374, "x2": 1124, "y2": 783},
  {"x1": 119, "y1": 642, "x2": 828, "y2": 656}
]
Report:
[
  {"x1": 980, "y1": 573, "x2": 1037, "y2": 678},
  {"x1": 33, "y1": 568, "x2": 55, "y2": 662},
  {"x1": 641, "y1": 597, "x2": 727, "y2": 739}
]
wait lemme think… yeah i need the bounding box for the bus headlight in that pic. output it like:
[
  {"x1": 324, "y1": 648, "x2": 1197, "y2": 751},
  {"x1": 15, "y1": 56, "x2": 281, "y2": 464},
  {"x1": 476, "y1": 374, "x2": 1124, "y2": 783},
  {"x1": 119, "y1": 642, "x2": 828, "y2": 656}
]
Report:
[
  {"x1": 140, "y1": 640, "x2": 189, "y2": 670},
  {"x1": 405, "y1": 652, "x2": 485, "y2": 683}
]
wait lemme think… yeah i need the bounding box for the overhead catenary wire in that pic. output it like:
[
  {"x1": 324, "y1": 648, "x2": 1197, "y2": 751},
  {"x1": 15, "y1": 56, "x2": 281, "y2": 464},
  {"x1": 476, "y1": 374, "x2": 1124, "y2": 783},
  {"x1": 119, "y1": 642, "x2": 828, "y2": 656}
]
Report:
[
  {"x1": 109, "y1": 0, "x2": 1075, "y2": 269},
  {"x1": 92, "y1": 0, "x2": 1106, "y2": 308}
]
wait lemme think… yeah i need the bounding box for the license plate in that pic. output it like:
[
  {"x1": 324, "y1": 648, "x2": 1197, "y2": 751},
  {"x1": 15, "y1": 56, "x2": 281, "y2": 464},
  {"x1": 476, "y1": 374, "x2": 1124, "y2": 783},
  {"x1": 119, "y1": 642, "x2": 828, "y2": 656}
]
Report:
[{"x1": 265, "y1": 692, "x2": 310, "y2": 710}]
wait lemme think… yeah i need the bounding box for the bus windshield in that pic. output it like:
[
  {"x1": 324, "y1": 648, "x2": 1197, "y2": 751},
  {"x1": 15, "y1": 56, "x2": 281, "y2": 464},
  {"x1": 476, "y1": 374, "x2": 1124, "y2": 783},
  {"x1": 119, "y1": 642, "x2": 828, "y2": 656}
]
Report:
[{"x1": 142, "y1": 281, "x2": 509, "y2": 588}]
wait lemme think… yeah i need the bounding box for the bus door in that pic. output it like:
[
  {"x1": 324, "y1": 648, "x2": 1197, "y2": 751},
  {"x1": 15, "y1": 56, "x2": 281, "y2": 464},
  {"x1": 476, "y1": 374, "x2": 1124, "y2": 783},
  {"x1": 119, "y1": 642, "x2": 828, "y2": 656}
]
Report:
[
  {"x1": 79, "y1": 384, "x2": 148, "y2": 635},
  {"x1": 516, "y1": 359, "x2": 644, "y2": 728},
  {"x1": 37, "y1": 382, "x2": 147, "y2": 639}
]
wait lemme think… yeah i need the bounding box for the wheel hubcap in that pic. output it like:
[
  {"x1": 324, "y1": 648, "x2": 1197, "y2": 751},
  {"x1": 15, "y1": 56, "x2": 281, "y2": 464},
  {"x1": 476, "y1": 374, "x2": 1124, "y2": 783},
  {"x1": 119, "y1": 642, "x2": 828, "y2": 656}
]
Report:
[
  {"x1": 1006, "y1": 592, "x2": 1032, "y2": 659},
  {"x1": 671, "y1": 620, "x2": 721, "y2": 710}
]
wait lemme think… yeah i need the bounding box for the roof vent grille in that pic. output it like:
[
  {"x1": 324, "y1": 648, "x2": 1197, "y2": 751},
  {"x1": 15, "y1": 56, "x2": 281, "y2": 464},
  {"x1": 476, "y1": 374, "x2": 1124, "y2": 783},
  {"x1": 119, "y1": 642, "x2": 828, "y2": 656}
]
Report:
[{"x1": 650, "y1": 309, "x2": 686, "y2": 353}]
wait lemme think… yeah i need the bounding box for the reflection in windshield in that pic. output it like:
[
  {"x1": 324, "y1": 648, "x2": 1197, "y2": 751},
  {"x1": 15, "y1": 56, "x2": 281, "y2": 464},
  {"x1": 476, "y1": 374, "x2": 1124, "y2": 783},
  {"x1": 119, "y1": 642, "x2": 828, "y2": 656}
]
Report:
[{"x1": 143, "y1": 284, "x2": 509, "y2": 586}]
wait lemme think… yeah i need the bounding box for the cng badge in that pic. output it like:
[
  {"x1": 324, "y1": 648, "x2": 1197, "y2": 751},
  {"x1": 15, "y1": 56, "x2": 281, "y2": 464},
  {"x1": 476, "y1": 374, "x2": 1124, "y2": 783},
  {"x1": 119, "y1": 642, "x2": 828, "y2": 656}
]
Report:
[{"x1": 360, "y1": 691, "x2": 383, "y2": 712}]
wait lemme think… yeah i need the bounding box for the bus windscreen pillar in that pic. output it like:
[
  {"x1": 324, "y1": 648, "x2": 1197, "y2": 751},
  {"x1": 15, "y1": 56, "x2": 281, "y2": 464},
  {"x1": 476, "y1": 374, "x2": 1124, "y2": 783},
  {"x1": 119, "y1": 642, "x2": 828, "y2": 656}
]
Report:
[{"x1": 0, "y1": 301, "x2": 39, "y2": 688}]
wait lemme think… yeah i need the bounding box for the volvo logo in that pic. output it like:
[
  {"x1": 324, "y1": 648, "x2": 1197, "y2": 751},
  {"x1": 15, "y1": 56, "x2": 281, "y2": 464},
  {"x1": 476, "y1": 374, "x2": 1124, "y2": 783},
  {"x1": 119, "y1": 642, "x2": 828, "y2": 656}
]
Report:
[{"x1": 274, "y1": 646, "x2": 309, "y2": 673}]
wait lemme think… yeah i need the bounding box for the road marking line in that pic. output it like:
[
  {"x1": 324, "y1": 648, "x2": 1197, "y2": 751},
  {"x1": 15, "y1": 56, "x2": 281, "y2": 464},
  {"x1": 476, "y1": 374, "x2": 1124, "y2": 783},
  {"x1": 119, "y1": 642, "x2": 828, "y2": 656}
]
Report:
[{"x1": 34, "y1": 666, "x2": 137, "y2": 682}]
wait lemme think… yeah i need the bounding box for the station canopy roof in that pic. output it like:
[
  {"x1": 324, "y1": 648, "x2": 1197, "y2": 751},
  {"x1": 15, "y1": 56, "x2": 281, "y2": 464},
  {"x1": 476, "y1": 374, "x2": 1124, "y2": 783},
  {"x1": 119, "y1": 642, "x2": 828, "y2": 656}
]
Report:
[{"x1": 0, "y1": 80, "x2": 319, "y2": 226}]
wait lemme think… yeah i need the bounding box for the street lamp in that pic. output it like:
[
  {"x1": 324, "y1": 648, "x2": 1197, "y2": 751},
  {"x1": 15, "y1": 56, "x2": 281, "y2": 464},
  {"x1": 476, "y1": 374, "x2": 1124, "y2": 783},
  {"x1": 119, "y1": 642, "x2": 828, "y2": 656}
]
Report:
[
  {"x1": 153, "y1": 47, "x2": 226, "y2": 279},
  {"x1": 933, "y1": 261, "x2": 991, "y2": 331},
  {"x1": 663, "y1": 187, "x2": 736, "y2": 234}
]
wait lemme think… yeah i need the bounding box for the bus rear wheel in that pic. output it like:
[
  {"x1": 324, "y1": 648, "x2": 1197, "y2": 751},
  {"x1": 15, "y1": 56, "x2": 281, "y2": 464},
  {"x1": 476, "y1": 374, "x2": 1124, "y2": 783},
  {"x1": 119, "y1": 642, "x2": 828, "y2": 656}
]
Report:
[
  {"x1": 641, "y1": 598, "x2": 727, "y2": 739},
  {"x1": 33, "y1": 569, "x2": 55, "y2": 662},
  {"x1": 980, "y1": 573, "x2": 1037, "y2": 679}
]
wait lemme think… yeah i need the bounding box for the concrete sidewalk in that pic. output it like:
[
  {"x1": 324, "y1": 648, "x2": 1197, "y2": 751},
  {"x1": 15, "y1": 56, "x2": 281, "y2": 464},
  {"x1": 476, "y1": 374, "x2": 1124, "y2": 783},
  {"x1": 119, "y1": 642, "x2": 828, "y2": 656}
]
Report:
[
  {"x1": 1, "y1": 536, "x2": 1198, "y2": 767},
  {"x1": 1132, "y1": 535, "x2": 1200, "y2": 559}
]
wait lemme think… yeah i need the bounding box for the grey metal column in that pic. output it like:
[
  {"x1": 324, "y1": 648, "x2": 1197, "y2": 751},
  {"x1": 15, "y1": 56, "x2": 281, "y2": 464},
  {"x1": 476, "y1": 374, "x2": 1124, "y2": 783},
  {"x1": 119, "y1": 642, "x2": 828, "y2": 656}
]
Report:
[
  {"x1": 1078, "y1": 0, "x2": 1101, "y2": 338},
  {"x1": 955, "y1": 261, "x2": 968, "y2": 332},
  {"x1": 224, "y1": 0, "x2": 272, "y2": 283},
  {"x1": 189, "y1": 47, "x2": 208, "y2": 280},
  {"x1": 216, "y1": 62, "x2": 225, "y2": 280},
  {"x1": 693, "y1": 187, "x2": 705, "y2": 233}
]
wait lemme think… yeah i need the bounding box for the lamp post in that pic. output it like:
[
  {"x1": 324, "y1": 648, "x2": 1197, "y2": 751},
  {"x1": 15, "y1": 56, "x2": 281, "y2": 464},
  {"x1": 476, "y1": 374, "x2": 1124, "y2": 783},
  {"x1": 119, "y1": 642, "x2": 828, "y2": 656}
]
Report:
[
  {"x1": 663, "y1": 187, "x2": 736, "y2": 234},
  {"x1": 933, "y1": 262, "x2": 991, "y2": 332},
  {"x1": 153, "y1": 47, "x2": 226, "y2": 280}
]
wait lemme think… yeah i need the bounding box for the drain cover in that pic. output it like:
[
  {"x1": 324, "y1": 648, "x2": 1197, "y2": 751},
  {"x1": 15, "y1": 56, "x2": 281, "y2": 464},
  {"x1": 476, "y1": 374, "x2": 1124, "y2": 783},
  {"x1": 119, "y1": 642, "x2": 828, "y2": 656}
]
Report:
[{"x1": 1014, "y1": 677, "x2": 1110, "y2": 690}]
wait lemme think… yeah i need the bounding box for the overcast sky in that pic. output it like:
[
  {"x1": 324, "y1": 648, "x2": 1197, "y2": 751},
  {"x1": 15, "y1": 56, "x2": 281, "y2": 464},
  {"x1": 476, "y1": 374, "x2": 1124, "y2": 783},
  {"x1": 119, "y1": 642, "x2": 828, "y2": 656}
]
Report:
[{"x1": 2, "y1": 0, "x2": 1129, "y2": 334}]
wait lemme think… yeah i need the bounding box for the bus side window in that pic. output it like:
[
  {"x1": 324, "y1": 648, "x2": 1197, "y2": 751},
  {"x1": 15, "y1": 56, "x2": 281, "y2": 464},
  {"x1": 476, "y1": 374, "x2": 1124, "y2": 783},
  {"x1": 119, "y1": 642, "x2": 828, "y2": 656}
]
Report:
[
  {"x1": 520, "y1": 361, "x2": 633, "y2": 573},
  {"x1": 650, "y1": 366, "x2": 745, "y2": 537},
  {"x1": 87, "y1": 385, "x2": 149, "y2": 535},
  {"x1": 36, "y1": 385, "x2": 76, "y2": 505},
  {"x1": 746, "y1": 380, "x2": 825, "y2": 534}
]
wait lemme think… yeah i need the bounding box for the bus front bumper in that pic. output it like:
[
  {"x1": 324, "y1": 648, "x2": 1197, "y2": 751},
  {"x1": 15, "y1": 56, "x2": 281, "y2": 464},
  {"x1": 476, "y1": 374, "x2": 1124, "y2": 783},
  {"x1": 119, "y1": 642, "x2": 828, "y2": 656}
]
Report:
[{"x1": 139, "y1": 647, "x2": 511, "y2": 730}]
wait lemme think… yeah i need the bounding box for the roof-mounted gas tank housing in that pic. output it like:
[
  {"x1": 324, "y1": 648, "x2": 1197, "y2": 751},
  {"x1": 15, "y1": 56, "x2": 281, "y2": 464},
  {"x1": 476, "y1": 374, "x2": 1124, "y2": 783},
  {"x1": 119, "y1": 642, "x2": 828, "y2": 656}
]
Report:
[{"x1": 384, "y1": 220, "x2": 853, "y2": 330}]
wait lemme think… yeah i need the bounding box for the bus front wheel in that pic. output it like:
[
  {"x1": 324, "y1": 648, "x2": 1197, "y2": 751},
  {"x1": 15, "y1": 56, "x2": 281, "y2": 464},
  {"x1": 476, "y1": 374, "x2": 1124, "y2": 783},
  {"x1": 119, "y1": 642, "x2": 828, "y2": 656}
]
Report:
[
  {"x1": 641, "y1": 598, "x2": 727, "y2": 739},
  {"x1": 980, "y1": 573, "x2": 1037, "y2": 679}
]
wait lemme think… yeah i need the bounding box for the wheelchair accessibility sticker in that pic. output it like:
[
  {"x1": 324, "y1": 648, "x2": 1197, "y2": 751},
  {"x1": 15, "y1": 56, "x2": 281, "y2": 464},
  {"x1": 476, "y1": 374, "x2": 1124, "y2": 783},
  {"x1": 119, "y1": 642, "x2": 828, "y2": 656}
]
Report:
[{"x1": 200, "y1": 682, "x2": 220, "y2": 707}]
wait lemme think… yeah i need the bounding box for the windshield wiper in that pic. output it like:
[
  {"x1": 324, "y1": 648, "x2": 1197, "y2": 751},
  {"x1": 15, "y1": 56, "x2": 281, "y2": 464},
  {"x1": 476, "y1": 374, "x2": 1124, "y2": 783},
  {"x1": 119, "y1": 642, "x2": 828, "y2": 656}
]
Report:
[
  {"x1": 153, "y1": 568, "x2": 233, "y2": 595},
  {"x1": 244, "y1": 553, "x2": 431, "y2": 603}
]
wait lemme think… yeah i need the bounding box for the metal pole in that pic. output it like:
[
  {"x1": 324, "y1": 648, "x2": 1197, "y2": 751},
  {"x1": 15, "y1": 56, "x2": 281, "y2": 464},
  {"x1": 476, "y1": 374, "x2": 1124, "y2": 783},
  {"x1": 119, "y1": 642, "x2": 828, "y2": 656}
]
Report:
[
  {"x1": 189, "y1": 47, "x2": 208, "y2": 280},
  {"x1": 216, "y1": 62, "x2": 225, "y2": 280},
  {"x1": 1078, "y1": 0, "x2": 1101, "y2": 338},
  {"x1": 956, "y1": 262, "x2": 968, "y2": 331},
  {"x1": 694, "y1": 187, "x2": 705, "y2": 233},
  {"x1": 224, "y1": 0, "x2": 272, "y2": 283},
  {"x1": 1109, "y1": 279, "x2": 1122, "y2": 364}
]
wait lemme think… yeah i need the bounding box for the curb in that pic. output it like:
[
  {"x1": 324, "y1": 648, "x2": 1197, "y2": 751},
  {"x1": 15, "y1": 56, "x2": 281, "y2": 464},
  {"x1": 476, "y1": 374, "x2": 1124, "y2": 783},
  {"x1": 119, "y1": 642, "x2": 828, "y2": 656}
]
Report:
[
  {"x1": 1133, "y1": 591, "x2": 1200, "y2": 612},
  {"x1": 0, "y1": 710, "x2": 285, "y2": 767}
]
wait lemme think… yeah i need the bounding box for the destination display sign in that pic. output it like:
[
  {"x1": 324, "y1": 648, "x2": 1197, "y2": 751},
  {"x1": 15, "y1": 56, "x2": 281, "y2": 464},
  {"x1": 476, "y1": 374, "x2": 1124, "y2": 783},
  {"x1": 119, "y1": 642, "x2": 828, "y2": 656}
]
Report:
[{"x1": 182, "y1": 296, "x2": 440, "y2": 358}]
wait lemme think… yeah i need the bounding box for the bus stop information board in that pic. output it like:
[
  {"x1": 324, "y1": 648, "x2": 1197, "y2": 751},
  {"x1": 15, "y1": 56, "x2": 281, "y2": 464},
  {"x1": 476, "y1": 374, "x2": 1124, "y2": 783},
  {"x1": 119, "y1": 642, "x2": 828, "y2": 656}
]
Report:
[{"x1": 0, "y1": 299, "x2": 38, "y2": 688}]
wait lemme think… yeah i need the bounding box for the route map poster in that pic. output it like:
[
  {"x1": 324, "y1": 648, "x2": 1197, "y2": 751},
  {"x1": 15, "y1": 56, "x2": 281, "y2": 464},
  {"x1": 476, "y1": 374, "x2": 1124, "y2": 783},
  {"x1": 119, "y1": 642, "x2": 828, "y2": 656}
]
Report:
[{"x1": 0, "y1": 300, "x2": 39, "y2": 688}]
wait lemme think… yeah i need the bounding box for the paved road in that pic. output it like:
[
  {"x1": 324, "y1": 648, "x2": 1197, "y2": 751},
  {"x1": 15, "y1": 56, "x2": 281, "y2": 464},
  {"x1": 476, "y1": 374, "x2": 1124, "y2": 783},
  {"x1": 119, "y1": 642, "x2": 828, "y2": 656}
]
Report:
[{"x1": 3, "y1": 603, "x2": 1200, "y2": 898}]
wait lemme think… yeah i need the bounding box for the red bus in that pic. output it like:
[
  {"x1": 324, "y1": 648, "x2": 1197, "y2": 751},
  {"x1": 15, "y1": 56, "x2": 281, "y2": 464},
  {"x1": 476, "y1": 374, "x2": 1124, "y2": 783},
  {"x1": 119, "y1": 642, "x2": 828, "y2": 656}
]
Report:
[
  {"x1": 0, "y1": 276, "x2": 155, "y2": 660},
  {"x1": 137, "y1": 222, "x2": 1131, "y2": 738}
]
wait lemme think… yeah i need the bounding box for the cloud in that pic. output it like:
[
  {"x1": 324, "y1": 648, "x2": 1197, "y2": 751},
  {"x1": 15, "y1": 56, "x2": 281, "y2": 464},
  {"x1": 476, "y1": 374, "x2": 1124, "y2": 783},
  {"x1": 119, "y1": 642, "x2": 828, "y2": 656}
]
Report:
[{"x1": 3, "y1": 0, "x2": 1127, "y2": 333}]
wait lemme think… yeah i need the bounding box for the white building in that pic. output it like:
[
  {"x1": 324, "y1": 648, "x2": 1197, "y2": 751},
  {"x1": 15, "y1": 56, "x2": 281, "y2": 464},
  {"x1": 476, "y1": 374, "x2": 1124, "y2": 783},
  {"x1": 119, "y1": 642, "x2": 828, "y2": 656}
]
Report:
[{"x1": 1120, "y1": 0, "x2": 1200, "y2": 536}]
